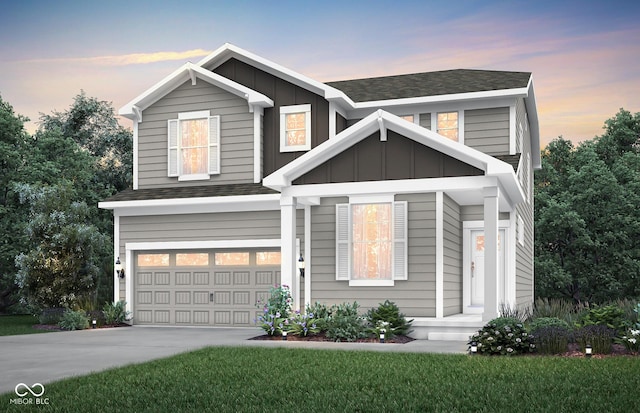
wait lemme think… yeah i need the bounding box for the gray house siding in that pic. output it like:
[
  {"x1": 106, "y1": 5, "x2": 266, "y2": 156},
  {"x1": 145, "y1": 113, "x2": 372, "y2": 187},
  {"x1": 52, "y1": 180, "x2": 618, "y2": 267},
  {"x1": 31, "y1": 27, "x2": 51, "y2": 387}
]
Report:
[
  {"x1": 310, "y1": 195, "x2": 437, "y2": 317},
  {"x1": 515, "y1": 110, "x2": 534, "y2": 308},
  {"x1": 516, "y1": 98, "x2": 527, "y2": 154},
  {"x1": 461, "y1": 205, "x2": 510, "y2": 222},
  {"x1": 138, "y1": 80, "x2": 255, "y2": 189},
  {"x1": 464, "y1": 107, "x2": 510, "y2": 155},
  {"x1": 419, "y1": 113, "x2": 431, "y2": 130},
  {"x1": 443, "y1": 194, "x2": 462, "y2": 316}
]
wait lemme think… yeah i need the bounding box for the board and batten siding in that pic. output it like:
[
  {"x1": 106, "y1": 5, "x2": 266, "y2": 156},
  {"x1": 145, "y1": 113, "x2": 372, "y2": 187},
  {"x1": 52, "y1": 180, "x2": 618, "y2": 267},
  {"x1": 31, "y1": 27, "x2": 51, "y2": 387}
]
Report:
[
  {"x1": 310, "y1": 195, "x2": 437, "y2": 317},
  {"x1": 464, "y1": 107, "x2": 510, "y2": 156},
  {"x1": 137, "y1": 80, "x2": 255, "y2": 189},
  {"x1": 443, "y1": 194, "x2": 462, "y2": 316}
]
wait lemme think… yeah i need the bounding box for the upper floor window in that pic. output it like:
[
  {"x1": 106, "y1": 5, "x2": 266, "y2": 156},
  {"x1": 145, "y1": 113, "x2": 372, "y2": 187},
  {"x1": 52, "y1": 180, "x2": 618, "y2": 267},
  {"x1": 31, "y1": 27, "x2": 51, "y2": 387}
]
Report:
[
  {"x1": 400, "y1": 114, "x2": 415, "y2": 123},
  {"x1": 168, "y1": 111, "x2": 220, "y2": 180},
  {"x1": 437, "y1": 111, "x2": 458, "y2": 141},
  {"x1": 280, "y1": 104, "x2": 311, "y2": 152}
]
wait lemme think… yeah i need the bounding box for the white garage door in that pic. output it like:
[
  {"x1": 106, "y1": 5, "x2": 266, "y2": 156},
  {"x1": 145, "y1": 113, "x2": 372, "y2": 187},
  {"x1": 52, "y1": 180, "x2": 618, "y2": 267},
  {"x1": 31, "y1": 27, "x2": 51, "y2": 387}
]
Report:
[{"x1": 134, "y1": 250, "x2": 281, "y2": 326}]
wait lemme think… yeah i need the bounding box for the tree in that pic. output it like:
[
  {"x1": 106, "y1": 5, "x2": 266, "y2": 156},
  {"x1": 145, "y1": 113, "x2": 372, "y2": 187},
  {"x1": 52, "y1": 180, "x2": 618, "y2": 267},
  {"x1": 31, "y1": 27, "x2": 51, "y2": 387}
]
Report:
[
  {"x1": 535, "y1": 109, "x2": 640, "y2": 303},
  {"x1": 0, "y1": 95, "x2": 31, "y2": 312},
  {"x1": 15, "y1": 183, "x2": 109, "y2": 309}
]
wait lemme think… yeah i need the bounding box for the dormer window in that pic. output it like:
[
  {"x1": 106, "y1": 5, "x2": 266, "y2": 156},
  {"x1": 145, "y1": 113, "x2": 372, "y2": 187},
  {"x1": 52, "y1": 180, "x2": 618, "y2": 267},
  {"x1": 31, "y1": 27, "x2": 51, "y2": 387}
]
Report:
[
  {"x1": 167, "y1": 110, "x2": 220, "y2": 181},
  {"x1": 280, "y1": 104, "x2": 311, "y2": 152},
  {"x1": 437, "y1": 111, "x2": 459, "y2": 141}
]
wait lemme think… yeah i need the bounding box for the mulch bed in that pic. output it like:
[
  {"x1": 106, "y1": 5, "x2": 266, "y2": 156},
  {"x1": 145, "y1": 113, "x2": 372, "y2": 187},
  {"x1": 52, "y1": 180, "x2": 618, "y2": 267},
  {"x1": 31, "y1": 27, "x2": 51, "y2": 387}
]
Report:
[
  {"x1": 553, "y1": 343, "x2": 637, "y2": 358},
  {"x1": 250, "y1": 332, "x2": 415, "y2": 344},
  {"x1": 32, "y1": 323, "x2": 131, "y2": 331}
]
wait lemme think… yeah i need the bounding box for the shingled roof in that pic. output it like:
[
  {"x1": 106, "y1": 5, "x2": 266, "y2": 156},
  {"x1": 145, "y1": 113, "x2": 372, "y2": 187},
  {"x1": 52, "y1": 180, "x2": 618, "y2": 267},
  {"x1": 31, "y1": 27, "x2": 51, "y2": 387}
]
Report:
[
  {"x1": 326, "y1": 69, "x2": 531, "y2": 102},
  {"x1": 103, "y1": 183, "x2": 278, "y2": 203}
]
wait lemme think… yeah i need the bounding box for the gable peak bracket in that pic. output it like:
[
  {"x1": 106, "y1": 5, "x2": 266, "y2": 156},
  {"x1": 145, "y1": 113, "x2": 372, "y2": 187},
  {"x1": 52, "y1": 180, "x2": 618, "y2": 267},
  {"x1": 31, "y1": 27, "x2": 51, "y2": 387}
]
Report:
[
  {"x1": 188, "y1": 68, "x2": 197, "y2": 86},
  {"x1": 377, "y1": 110, "x2": 387, "y2": 142},
  {"x1": 132, "y1": 105, "x2": 142, "y2": 123}
]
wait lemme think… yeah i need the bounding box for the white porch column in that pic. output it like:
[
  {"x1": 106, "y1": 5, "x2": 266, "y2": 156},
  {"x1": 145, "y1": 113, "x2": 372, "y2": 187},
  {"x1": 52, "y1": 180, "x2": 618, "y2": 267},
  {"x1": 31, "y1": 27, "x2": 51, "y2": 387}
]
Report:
[
  {"x1": 483, "y1": 187, "x2": 500, "y2": 321},
  {"x1": 280, "y1": 195, "x2": 297, "y2": 306}
]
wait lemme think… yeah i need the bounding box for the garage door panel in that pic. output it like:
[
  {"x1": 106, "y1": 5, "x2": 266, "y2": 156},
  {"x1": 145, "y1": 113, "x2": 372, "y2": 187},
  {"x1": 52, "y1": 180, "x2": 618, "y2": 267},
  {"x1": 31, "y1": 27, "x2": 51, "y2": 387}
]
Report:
[
  {"x1": 193, "y1": 291, "x2": 210, "y2": 304},
  {"x1": 176, "y1": 272, "x2": 191, "y2": 285},
  {"x1": 175, "y1": 291, "x2": 191, "y2": 304},
  {"x1": 134, "y1": 250, "x2": 280, "y2": 326},
  {"x1": 193, "y1": 272, "x2": 210, "y2": 285}
]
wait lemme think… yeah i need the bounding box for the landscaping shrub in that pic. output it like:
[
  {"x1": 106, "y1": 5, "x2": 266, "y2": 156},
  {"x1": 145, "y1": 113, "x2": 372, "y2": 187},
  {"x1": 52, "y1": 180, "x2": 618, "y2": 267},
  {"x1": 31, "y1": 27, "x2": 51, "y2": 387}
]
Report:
[
  {"x1": 103, "y1": 301, "x2": 130, "y2": 325},
  {"x1": 287, "y1": 311, "x2": 321, "y2": 337},
  {"x1": 532, "y1": 326, "x2": 571, "y2": 354},
  {"x1": 326, "y1": 302, "x2": 369, "y2": 342},
  {"x1": 365, "y1": 300, "x2": 413, "y2": 338},
  {"x1": 499, "y1": 303, "x2": 531, "y2": 322},
  {"x1": 39, "y1": 307, "x2": 65, "y2": 325},
  {"x1": 577, "y1": 304, "x2": 627, "y2": 336},
  {"x1": 574, "y1": 325, "x2": 615, "y2": 354},
  {"x1": 58, "y1": 309, "x2": 89, "y2": 331},
  {"x1": 529, "y1": 316, "x2": 572, "y2": 332},
  {"x1": 468, "y1": 317, "x2": 536, "y2": 355},
  {"x1": 256, "y1": 285, "x2": 293, "y2": 335},
  {"x1": 304, "y1": 301, "x2": 332, "y2": 332},
  {"x1": 532, "y1": 298, "x2": 582, "y2": 325},
  {"x1": 617, "y1": 329, "x2": 640, "y2": 353}
]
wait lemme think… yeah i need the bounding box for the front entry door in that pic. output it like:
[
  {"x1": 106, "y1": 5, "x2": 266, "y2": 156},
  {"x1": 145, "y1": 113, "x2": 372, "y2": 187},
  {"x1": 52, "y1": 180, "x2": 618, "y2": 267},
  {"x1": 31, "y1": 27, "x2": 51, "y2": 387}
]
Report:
[{"x1": 469, "y1": 229, "x2": 505, "y2": 307}]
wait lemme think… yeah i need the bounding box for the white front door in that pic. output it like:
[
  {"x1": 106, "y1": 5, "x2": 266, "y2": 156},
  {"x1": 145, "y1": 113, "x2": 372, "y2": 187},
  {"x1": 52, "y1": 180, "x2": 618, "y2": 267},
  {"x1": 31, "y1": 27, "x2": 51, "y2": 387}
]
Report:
[{"x1": 468, "y1": 229, "x2": 506, "y2": 307}]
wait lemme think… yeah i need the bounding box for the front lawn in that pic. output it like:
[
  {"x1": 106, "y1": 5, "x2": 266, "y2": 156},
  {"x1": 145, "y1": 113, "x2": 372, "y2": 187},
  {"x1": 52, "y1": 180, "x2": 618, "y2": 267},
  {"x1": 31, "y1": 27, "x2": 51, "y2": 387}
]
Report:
[
  {"x1": 2, "y1": 346, "x2": 638, "y2": 412},
  {"x1": 0, "y1": 315, "x2": 52, "y2": 336}
]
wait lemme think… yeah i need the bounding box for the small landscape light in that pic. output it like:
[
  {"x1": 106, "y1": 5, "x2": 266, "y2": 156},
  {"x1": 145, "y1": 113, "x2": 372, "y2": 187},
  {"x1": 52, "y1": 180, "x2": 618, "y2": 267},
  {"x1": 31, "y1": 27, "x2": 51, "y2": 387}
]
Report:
[
  {"x1": 470, "y1": 341, "x2": 478, "y2": 354},
  {"x1": 282, "y1": 331, "x2": 288, "y2": 341},
  {"x1": 92, "y1": 319, "x2": 97, "y2": 329},
  {"x1": 380, "y1": 330, "x2": 386, "y2": 344},
  {"x1": 585, "y1": 344, "x2": 593, "y2": 357}
]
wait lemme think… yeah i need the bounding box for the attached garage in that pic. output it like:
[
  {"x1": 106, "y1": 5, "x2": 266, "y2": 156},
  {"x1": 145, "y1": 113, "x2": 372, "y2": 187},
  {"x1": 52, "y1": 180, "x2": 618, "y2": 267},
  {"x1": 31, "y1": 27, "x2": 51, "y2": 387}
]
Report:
[{"x1": 133, "y1": 250, "x2": 281, "y2": 326}]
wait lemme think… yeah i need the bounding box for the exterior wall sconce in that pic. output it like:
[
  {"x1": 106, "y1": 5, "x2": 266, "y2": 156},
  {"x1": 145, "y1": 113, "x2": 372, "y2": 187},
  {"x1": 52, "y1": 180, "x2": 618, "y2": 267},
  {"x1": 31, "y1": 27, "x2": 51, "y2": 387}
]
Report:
[
  {"x1": 585, "y1": 344, "x2": 593, "y2": 357},
  {"x1": 115, "y1": 257, "x2": 125, "y2": 279},
  {"x1": 470, "y1": 341, "x2": 478, "y2": 354},
  {"x1": 297, "y1": 254, "x2": 305, "y2": 277}
]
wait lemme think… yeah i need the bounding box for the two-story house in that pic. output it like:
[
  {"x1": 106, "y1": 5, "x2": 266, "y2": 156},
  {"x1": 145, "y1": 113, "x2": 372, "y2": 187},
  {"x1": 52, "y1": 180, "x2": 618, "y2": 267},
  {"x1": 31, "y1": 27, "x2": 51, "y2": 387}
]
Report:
[{"x1": 99, "y1": 43, "x2": 539, "y2": 339}]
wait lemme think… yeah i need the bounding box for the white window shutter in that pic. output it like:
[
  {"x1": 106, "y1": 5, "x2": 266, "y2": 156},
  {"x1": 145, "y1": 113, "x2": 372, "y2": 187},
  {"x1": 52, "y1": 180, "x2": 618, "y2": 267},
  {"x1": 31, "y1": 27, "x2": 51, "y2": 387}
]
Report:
[
  {"x1": 393, "y1": 201, "x2": 408, "y2": 280},
  {"x1": 208, "y1": 115, "x2": 220, "y2": 175},
  {"x1": 167, "y1": 119, "x2": 179, "y2": 177},
  {"x1": 335, "y1": 203, "x2": 350, "y2": 281}
]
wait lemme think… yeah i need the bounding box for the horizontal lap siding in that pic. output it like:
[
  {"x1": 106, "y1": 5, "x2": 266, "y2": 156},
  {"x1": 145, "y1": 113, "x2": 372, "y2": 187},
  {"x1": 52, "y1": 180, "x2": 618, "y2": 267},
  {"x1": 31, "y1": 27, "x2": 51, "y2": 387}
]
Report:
[
  {"x1": 464, "y1": 107, "x2": 509, "y2": 155},
  {"x1": 461, "y1": 205, "x2": 510, "y2": 222},
  {"x1": 516, "y1": 108, "x2": 534, "y2": 308},
  {"x1": 443, "y1": 194, "x2": 462, "y2": 316},
  {"x1": 516, "y1": 98, "x2": 526, "y2": 154},
  {"x1": 310, "y1": 195, "x2": 436, "y2": 317},
  {"x1": 119, "y1": 211, "x2": 281, "y2": 253},
  {"x1": 138, "y1": 80, "x2": 254, "y2": 189}
]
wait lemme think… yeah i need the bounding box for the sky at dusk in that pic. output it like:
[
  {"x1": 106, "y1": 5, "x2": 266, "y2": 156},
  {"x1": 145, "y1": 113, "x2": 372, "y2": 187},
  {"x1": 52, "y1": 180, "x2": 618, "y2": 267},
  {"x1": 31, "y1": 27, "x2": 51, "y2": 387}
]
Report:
[{"x1": 1, "y1": 0, "x2": 638, "y2": 148}]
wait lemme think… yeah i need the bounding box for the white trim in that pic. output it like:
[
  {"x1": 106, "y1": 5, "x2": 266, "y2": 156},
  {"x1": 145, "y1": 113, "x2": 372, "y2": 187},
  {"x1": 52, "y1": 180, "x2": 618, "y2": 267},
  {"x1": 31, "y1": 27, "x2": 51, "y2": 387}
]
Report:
[
  {"x1": 280, "y1": 104, "x2": 312, "y2": 152},
  {"x1": 435, "y1": 192, "x2": 444, "y2": 319},
  {"x1": 458, "y1": 110, "x2": 465, "y2": 145},
  {"x1": 349, "y1": 194, "x2": 394, "y2": 204},
  {"x1": 119, "y1": 62, "x2": 273, "y2": 120},
  {"x1": 349, "y1": 280, "x2": 394, "y2": 287},
  {"x1": 295, "y1": 238, "x2": 301, "y2": 312},
  {"x1": 126, "y1": 239, "x2": 281, "y2": 252},
  {"x1": 132, "y1": 122, "x2": 139, "y2": 190},
  {"x1": 125, "y1": 248, "x2": 133, "y2": 315},
  {"x1": 178, "y1": 174, "x2": 210, "y2": 182},
  {"x1": 329, "y1": 103, "x2": 337, "y2": 139},
  {"x1": 509, "y1": 104, "x2": 517, "y2": 155},
  {"x1": 178, "y1": 110, "x2": 210, "y2": 120},
  {"x1": 304, "y1": 205, "x2": 311, "y2": 309},
  {"x1": 113, "y1": 213, "x2": 120, "y2": 303},
  {"x1": 253, "y1": 111, "x2": 262, "y2": 183}
]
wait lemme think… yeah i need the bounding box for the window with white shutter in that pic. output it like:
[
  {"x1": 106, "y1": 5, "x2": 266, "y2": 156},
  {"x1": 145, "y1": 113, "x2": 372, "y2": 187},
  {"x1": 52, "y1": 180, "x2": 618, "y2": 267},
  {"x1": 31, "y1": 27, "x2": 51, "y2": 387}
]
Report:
[
  {"x1": 167, "y1": 111, "x2": 220, "y2": 180},
  {"x1": 336, "y1": 200, "x2": 408, "y2": 286}
]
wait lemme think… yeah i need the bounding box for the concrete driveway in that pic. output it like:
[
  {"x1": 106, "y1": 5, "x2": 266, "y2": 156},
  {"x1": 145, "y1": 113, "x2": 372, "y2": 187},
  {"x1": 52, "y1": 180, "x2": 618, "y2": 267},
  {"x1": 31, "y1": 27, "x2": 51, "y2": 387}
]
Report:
[{"x1": 0, "y1": 326, "x2": 467, "y2": 395}]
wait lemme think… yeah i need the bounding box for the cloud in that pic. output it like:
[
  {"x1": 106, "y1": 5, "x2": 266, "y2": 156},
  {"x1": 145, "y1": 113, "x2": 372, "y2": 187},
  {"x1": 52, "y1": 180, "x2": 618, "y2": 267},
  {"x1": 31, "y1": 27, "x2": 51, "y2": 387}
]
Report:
[{"x1": 19, "y1": 49, "x2": 213, "y2": 66}]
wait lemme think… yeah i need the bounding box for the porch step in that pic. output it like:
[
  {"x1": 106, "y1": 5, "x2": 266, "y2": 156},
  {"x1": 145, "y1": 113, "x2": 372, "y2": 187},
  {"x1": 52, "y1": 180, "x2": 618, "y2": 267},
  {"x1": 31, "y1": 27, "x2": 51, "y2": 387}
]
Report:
[{"x1": 409, "y1": 315, "x2": 484, "y2": 341}]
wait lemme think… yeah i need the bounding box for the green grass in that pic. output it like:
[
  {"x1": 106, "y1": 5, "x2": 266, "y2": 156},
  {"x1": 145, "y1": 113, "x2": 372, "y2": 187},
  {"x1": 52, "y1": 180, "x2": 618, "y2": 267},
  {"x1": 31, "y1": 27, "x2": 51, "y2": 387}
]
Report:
[
  {"x1": 2, "y1": 347, "x2": 638, "y2": 412},
  {"x1": 0, "y1": 315, "x2": 52, "y2": 336}
]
